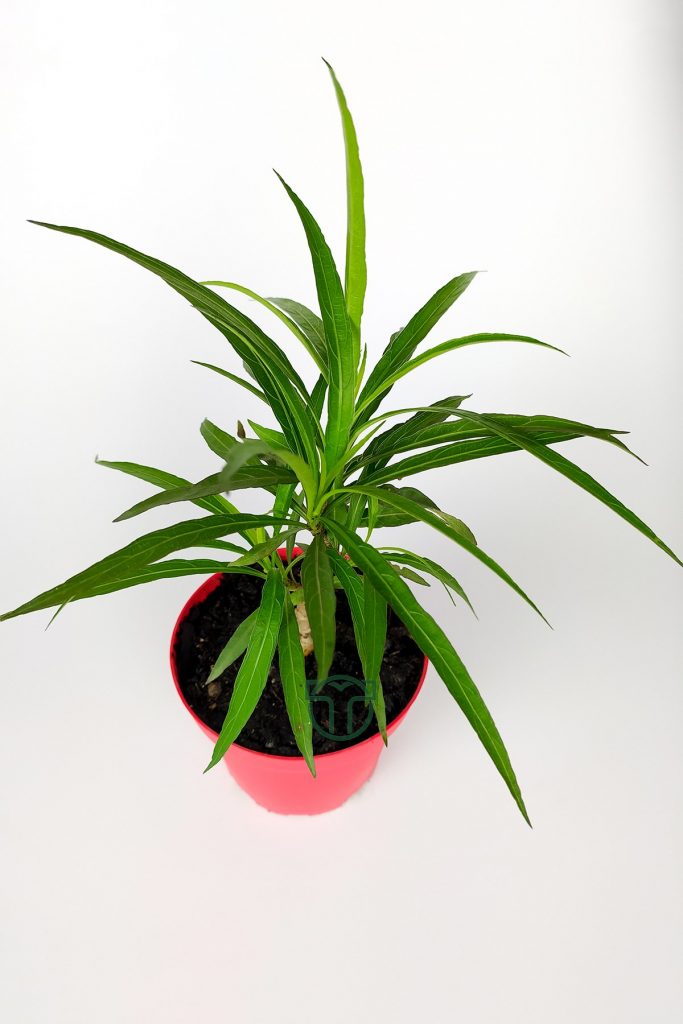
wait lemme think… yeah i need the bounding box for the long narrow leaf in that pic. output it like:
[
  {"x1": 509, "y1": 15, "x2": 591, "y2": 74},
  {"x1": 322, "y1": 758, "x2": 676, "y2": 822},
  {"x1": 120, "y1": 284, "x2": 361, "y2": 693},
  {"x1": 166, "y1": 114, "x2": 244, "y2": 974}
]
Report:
[
  {"x1": 96, "y1": 457, "x2": 235, "y2": 517},
  {"x1": 228, "y1": 530, "x2": 299, "y2": 568},
  {"x1": 248, "y1": 421, "x2": 288, "y2": 450},
  {"x1": 452, "y1": 409, "x2": 682, "y2": 567},
  {"x1": 113, "y1": 463, "x2": 296, "y2": 522},
  {"x1": 278, "y1": 599, "x2": 316, "y2": 774},
  {"x1": 324, "y1": 60, "x2": 366, "y2": 339},
  {"x1": 29, "y1": 221, "x2": 312, "y2": 398},
  {"x1": 357, "y1": 431, "x2": 603, "y2": 485},
  {"x1": 29, "y1": 222, "x2": 319, "y2": 465},
  {"x1": 379, "y1": 547, "x2": 476, "y2": 614},
  {"x1": 84, "y1": 559, "x2": 265, "y2": 599},
  {"x1": 328, "y1": 550, "x2": 387, "y2": 741},
  {"x1": 324, "y1": 521, "x2": 530, "y2": 823},
  {"x1": 191, "y1": 360, "x2": 267, "y2": 402},
  {"x1": 363, "y1": 577, "x2": 388, "y2": 740},
  {"x1": 300, "y1": 535, "x2": 336, "y2": 682},
  {"x1": 356, "y1": 271, "x2": 478, "y2": 421},
  {"x1": 357, "y1": 333, "x2": 565, "y2": 414},
  {"x1": 358, "y1": 483, "x2": 475, "y2": 542},
  {"x1": 0, "y1": 514, "x2": 291, "y2": 620},
  {"x1": 351, "y1": 412, "x2": 636, "y2": 475},
  {"x1": 201, "y1": 280, "x2": 328, "y2": 374},
  {"x1": 340, "y1": 484, "x2": 548, "y2": 623},
  {"x1": 199, "y1": 419, "x2": 237, "y2": 461},
  {"x1": 269, "y1": 297, "x2": 327, "y2": 366},
  {"x1": 310, "y1": 374, "x2": 328, "y2": 421},
  {"x1": 224, "y1": 439, "x2": 317, "y2": 509},
  {"x1": 274, "y1": 174, "x2": 356, "y2": 469},
  {"x1": 205, "y1": 571, "x2": 286, "y2": 770},
  {"x1": 207, "y1": 609, "x2": 258, "y2": 683}
]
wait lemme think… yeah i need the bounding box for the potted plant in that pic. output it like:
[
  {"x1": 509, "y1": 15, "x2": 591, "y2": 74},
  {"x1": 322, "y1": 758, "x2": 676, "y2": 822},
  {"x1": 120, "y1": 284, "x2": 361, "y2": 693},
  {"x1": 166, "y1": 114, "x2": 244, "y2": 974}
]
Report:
[{"x1": 2, "y1": 62, "x2": 679, "y2": 819}]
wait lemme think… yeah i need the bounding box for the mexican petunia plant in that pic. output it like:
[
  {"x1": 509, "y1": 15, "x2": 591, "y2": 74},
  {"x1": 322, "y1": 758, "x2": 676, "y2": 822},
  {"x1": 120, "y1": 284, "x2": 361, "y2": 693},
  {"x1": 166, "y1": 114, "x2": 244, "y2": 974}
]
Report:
[{"x1": 3, "y1": 61, "x2": 679, "y2": 822}]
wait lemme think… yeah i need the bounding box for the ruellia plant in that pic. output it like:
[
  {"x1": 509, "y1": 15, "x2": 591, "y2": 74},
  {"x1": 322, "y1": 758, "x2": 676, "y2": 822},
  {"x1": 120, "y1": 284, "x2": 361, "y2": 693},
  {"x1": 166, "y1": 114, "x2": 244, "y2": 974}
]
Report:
[{"x1": 3, "y1": 62, "x2": 679, "y2": 822}]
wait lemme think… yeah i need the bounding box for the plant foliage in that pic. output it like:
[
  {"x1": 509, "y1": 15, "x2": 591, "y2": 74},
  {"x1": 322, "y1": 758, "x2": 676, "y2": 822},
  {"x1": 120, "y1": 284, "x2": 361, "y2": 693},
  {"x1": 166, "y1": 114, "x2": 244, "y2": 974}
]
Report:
[{"x1": 3, "y1": 62, "x2": 679, "y2": 822}]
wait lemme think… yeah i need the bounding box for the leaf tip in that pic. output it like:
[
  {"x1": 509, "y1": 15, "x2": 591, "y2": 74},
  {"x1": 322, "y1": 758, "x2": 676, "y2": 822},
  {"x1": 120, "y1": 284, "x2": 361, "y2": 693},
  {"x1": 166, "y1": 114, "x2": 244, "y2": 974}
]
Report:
[{"x1": 515, "y1": 792, "x2": 533, "y2": 827}]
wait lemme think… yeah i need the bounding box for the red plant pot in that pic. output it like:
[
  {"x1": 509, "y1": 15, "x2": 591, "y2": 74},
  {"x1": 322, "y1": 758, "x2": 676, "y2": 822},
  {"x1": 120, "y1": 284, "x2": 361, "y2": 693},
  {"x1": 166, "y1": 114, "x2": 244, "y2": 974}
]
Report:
[{"x1": 170, "y1": 555, "x2": 428, "y2": 815}]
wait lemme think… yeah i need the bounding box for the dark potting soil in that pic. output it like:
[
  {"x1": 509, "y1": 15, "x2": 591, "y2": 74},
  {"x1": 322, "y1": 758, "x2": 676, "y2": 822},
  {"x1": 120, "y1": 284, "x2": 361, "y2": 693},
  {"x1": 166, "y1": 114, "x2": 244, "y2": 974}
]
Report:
[{"x1": 173, "y1": 572, "x2": 425, "y2": 756}]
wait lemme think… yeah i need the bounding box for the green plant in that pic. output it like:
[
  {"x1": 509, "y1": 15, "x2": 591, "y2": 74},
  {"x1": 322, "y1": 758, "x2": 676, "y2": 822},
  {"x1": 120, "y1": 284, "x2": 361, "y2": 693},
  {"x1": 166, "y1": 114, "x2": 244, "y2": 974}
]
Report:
[{"x1": 2, "y1": 61, "x2": 679, "y2": 822}]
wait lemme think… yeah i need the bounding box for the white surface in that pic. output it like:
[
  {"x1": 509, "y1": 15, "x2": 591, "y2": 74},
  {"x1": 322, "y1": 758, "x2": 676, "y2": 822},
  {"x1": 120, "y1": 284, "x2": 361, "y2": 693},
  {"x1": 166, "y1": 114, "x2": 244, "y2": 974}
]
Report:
[{"x1": 1, "y1": 1, "x2": 681, "y2": 1021}]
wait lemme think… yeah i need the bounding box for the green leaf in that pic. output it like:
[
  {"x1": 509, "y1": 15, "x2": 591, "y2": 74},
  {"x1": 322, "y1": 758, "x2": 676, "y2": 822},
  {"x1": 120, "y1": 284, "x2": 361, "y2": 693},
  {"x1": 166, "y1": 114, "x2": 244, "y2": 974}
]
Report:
[
  {"x1": 228, "y1": 466, "x2": 297, "y2": 490},
  {"x1": 391, "y1": 563, "x2": 430, "y2": 586},
  {"x1": 205, "y1": 571, "x2": 286, "y2": 770},
  {"x1": 95, "y1": 457, "x2": 235, "y2": 517},
  {"x1": 0, "y1": 514, "x2": 290, "y2": 620},
  {"x1": 113, "y1": 462, "x2": 296, "y2": 522},
  {"x1": 353, "y1": 413, "x2": 638, "y2": 476},
  {"x1": 267, "y1": 297, "x2": 329, "y2": 371},
  {"x1": 286, "y1": 530, "x2": 298, "y2": 565},
  {"x1": 228, "y1": 529, "x2": 299, "y2": 568},
  {"x1": 327, "y1": 550, "x2": 368, "y2": 668},
  {"x1": 84, "y1": 559, "x2": 264, "y2": 599},
  {"x1": 323, "y1": 60, "x2": 366, "y2": 339},
  {"x1": 191, "y1": 361, "x2": 267, "y2": 402},
  {"x1": 356, "y1": 271, "x2": 478, "y2": 421},
  {"x1": 310, "y1": 374, "x2": 328, "y2": 421},
  {"x1": 357, "y1": 426, "x2": 619, "y2": 486},
  {"x1": 365, "y1": 495, "x2": 380, "y2": 541},
  {"x1": 274, "y1": 174, "x2": 356, "y2": 469},
  {"x1": 248, "y1": 420, "x2": 288, "y2": 450},
  {"x1": 199, "y1": 419, "x2": 238, "y2": 462},
  {"x1": 363, "y1": 577, "x2": 388, "y2": 739},
  {"x1": 259, "y1": 367, "x2": 321, "y2": 470},
  {"x1": 379, "y1": 547, "x2": 476, "y2": 614},
  {"x1": 207, "y1": 609, "x2": 258, "y2": 683},
  {"x1": 451, "y1": 409, "x2": 682, "y2": 567},
  {"x1": 341, "y1": 484, "x2": 548, "y2": 623},
  {"x1": 301, "y1": 535, "x2": 337, "y2": 681},
  {"x1": 357, "y1": 343, "x2": 368, "y2": 390},
  {"x1": 28, "y1": 221, "x2": 313, "y2": 397},
  {"x1": 272, "y1": 483, "x2": 298, "y2": 523},
  {"x1": 358, "y1": 484, "x2": 475, "y2": 543},
  {"x1": 327, "y1": 550, "x2": 387, "y2": 741},
  {"x1": 223, "y1": 438, "x2": 318, "y2": 510},
  {"x1": 201, "y1": 281, "x2": 327, "y2": 375},
  {"x1": 354, "y1": 395, "x2": 469, "y2": 446},
  {"x1": 278, "y1": 599, "x2": 316, "y2": 774},
  {"x1": 323, "y1": 521, "x2": 530, "y2": 824},
  {"x1": 193, "y1": 539, "x2": 249, "y2": 555},
  {"x1": 29, "y1": 222, "x2": 319, "y2": 465},
  {"x1": 357, "y1": 333, "x2": 565, "y2": 414}
]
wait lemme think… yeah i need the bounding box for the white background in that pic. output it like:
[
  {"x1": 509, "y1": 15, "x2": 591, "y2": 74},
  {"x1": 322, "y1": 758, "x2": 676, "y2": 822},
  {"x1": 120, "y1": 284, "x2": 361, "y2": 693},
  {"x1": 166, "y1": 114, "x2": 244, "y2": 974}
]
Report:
[{"x1": 1, "y1": 1, "x2": 681, "y2": 1021}]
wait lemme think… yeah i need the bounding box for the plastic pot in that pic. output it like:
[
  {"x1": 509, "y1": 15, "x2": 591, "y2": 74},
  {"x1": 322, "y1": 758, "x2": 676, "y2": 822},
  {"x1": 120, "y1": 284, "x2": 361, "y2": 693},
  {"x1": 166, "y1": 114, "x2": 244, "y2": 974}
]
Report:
[{"x1": 170, "y1": 555, "x2": 428, "y2": 815}]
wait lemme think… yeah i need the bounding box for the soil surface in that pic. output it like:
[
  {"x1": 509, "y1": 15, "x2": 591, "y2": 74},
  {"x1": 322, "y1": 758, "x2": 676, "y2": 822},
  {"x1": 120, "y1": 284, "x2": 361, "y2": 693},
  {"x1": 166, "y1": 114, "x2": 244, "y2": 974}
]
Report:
[{"x1": 173, "y1": 572, "x2": 425, "y2": 756}]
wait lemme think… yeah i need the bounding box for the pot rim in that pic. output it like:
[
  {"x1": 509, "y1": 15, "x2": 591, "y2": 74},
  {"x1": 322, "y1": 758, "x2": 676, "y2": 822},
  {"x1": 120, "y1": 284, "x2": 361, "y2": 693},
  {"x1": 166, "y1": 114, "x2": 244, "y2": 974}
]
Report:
[{"x1": 169, "y1": 550, "x2": 428, "y2": 763}]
